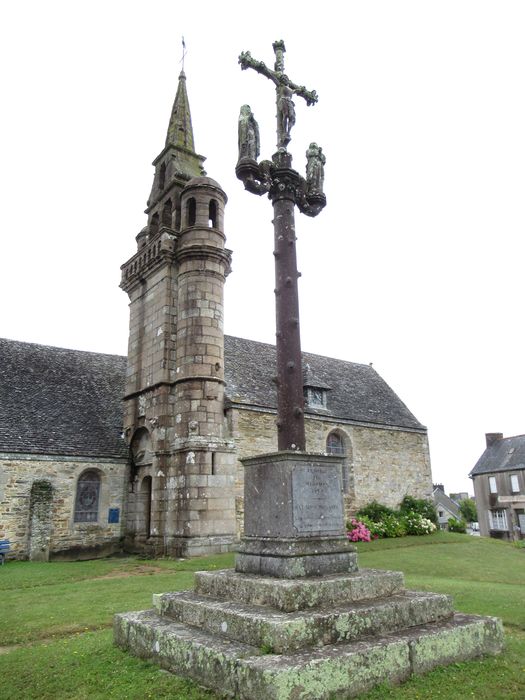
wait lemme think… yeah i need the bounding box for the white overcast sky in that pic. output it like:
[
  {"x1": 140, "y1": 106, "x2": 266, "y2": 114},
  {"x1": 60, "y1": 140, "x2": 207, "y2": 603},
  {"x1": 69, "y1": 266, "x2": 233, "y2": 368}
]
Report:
[{"x1": 1, "y1": 1, "x2": 524, "y2": 495}]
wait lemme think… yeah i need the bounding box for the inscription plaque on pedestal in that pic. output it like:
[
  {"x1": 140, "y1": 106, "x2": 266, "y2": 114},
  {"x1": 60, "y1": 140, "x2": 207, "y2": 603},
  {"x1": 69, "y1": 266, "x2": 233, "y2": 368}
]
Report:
[{"x1": 292, "y1": 465, "x2": 344, "y2": 533}]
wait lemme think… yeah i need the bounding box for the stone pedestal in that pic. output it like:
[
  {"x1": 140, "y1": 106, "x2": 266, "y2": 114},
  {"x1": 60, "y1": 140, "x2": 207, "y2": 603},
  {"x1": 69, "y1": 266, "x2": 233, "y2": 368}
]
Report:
[
  {"x1": 114, "y1": 451, "x2": 505, "y2": 698},
  {"x1": 115, "y1": 567, "x2": 504, "y2": 699},
  {"x1": 236, "y1": 452, "x2": 357, "y2": 578}
]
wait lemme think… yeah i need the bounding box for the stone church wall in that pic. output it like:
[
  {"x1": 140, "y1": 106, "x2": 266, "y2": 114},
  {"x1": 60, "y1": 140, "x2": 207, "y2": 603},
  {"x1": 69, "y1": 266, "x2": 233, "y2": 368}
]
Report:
[
  {"x1": 231, "y1": 408, "x2": 432, "y2": 528},
  {"x1": 0, "y1": 455, "x2": 128, "y2": 560}
]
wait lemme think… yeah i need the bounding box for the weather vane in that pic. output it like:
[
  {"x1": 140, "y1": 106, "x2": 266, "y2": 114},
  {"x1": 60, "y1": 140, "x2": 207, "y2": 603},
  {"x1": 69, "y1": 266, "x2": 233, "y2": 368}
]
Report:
[{"x1": 236, "y1": 40, "x2": 326, "y2": 452}]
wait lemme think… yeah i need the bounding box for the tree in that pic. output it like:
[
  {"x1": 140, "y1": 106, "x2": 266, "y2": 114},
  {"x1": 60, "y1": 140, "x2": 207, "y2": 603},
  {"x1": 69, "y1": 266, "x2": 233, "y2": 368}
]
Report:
[{"x1": 459, "y1": 498, "x2": 477, "y2": 523}]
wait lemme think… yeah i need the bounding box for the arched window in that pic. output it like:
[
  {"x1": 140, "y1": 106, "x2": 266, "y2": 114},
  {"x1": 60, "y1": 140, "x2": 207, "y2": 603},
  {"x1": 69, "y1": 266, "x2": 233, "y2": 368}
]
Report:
[
  {"x1": 74, "y1": 470, "x2": 101, "y2": 523},
  {"x1": 326, "y1": 431, "x2": 352, "y2": 493},
  {"x1": 150, "y1": 213, "x2": 159, "y2": 235},
  {"x1": 187, "y1": 197, "x2": 196, "y2": 226},
  {"x1": 208, "y1": 199, "x2": 217, "y2": 228},
  {"x1": 130, "y1": 428, "x2": 153, "y2": 466},
  {"x1": 158, "y1": 162, "x2": 166, "y2": 191},
  {"x1": 162, "y1": 199, "x2": 172, "y2": 227},
  {"x1": 326, "y1": 431, "x2": 344, "y2": 455}
]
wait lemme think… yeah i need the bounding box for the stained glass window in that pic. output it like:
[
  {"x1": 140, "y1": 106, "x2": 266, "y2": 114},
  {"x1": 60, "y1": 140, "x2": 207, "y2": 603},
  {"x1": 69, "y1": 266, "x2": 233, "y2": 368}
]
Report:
[
  {"x1": 326, "y1": 432, "x2": 344, "y2": 455},
  {"x1": 74, "y1": 470, "x2": 101, "y2": 523}
]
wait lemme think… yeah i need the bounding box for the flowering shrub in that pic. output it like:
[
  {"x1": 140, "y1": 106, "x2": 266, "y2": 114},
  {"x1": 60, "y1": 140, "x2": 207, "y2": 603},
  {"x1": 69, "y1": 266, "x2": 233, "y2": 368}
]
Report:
[
  {"x1": 447, "y1": 517, "x2": 467, "y2": 533},
  {"x1": 357, "y1": 500, "x2": 396, "y2": 522},
  {"x1": 346, "y1": 519, "x2": 372, "y2": 542},
  {"x1": 399, "y1": 495, "x2": 438, "y2": 526},
  {"x1": 354, "y1": 499, "x2": 439, "y2": 540},
  {"x1": 403, "y1": 512, "x2": 437, "y2": 536},
  {"x1": 354, "y1": 515, "x2": 385, "y2": 539},
  {"x1": 380, "y1": 513, "x2": 407, "y2": 538}
]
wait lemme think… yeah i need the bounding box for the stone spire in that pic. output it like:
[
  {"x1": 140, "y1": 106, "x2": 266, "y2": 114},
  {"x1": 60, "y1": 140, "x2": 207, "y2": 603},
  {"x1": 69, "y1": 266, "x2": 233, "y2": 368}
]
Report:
[
  {"x1": 165, "y1": 70, "x2": 195, "y2": 152},
  {"x1": 142, "y1": 71, "x2": 206, "y2": 232}
]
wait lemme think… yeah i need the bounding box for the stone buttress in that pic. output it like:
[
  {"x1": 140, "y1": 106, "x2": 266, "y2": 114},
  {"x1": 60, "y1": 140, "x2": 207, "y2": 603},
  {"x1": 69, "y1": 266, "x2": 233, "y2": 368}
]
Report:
[{"x1": 119, "y1": 72, "x2": 236, "y2": 557}]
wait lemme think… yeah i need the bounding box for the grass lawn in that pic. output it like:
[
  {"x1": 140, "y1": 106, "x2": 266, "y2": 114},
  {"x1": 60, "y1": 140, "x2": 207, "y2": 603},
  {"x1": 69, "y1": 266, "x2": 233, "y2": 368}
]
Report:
[{"x1": 0, "y1": 533, "x2": 524, "y2": 699}]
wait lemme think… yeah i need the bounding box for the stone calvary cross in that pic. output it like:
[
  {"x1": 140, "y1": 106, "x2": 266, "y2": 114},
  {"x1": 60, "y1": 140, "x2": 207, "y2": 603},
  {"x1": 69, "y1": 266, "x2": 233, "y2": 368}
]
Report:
[{"x1": 236, "y1": 40, "x2": 327, "y2": 453}]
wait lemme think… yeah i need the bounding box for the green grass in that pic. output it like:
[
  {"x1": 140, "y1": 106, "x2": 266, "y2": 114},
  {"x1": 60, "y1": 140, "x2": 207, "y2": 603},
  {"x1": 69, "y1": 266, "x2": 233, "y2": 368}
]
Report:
[{"x1": 0, "y1": 534, "x2": 524, "y2": 699}]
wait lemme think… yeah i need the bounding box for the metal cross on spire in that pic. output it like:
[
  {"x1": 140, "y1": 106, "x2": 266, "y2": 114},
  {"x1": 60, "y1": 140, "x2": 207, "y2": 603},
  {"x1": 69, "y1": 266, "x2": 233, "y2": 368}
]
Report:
[
  {"x1": 180, "y1": 36, "x2": 187, "y2": 72},
  {"x1": 236, "y1": 41, "x2": 327, "y2": 452}
]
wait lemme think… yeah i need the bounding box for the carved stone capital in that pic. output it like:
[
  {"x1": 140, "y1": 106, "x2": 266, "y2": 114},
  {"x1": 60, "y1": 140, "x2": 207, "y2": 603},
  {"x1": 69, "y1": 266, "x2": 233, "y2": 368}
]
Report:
[{"x1": 269, "y1": 168, "x2": 301, "y2": 204}]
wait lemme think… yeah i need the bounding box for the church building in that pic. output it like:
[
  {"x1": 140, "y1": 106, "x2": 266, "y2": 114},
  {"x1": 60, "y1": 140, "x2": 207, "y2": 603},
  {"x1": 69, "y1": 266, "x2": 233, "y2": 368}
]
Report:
[{"x1": 0, "y1": 72, "x2": 432, "y2": 561}]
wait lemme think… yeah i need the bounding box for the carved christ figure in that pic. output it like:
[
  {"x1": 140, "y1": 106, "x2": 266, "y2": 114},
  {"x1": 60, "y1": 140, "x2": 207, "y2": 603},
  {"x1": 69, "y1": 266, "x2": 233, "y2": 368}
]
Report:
[
  {"x1": 277, "y1": 85, "x2": 296, "y2": 147},
  {"x1": 237, "y1": 104, "x2": 260, "y2": 162}
]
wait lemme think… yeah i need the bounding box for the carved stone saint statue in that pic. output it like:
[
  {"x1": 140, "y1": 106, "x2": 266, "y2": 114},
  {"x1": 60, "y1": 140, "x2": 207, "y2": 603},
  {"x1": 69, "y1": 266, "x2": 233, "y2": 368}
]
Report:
[
  {"x1": 305, "y1": 142, "x2": 326, "y2": 195},
  {"x1": 277, "y1": 84, "x2": 296, "y2": 147},
  {"x1": 237, "y1": 104, "x2": 260, "y2": 162}
]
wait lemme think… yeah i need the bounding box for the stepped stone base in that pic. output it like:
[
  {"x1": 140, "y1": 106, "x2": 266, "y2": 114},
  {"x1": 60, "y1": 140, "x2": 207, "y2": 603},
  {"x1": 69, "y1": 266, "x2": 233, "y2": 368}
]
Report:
[{"x1": 114, "y1": 568, "x2": 504, "y2": 699}]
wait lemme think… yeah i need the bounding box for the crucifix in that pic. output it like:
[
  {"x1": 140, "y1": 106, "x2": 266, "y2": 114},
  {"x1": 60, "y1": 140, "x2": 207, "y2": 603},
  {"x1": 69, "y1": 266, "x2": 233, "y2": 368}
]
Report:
[{"x1": 236, "y1": 41, "x2": 326, "y2": 452}]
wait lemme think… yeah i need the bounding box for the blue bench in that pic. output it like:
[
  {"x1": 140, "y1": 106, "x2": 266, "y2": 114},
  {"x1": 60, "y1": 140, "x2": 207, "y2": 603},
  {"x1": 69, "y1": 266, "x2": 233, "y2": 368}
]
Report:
[{"x1": 0, "y1": 540, "x2": 10, "y2": 565}]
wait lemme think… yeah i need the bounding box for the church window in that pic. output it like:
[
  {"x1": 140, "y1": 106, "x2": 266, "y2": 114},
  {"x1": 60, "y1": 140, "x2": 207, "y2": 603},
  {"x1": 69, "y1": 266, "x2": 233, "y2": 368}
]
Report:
[
  {"x1": 74, "y1": 470, "x2": 101, "y2": 523},
  {"x1": 326, "y1": 431, "x2": 344, "y2": 456},
  {"x1": 162, "y1": 199, "x2": 172, "y2": 227},
  {"x1": 187, "y1": 197, "x2": 196, "y2": 226},
  {"x1": 326, "y1": 431, "x2": 351, "y2": 492},
  {"x1": 159, "y1": 162, "x2": 166, "y2": 191},
  {"x1": 208, "y1": 199, "x2": 217, "y2": 228}
]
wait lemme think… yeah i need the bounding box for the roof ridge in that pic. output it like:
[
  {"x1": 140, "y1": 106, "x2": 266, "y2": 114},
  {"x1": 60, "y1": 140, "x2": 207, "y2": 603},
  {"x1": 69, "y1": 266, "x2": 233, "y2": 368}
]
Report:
[{"x1": 0, "y1": 337, "x2": 126, "y2": 360}]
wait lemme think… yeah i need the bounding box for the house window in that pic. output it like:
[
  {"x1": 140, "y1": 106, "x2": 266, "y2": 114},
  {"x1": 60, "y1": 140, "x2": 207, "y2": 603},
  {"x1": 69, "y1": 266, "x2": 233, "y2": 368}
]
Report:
[
  {"x1": 74, "y1": 470, "x2": 101, "y2": 523},
  {"x1": 510, "y1": 474, "x2": 520, "y2": 493},
  {"x1": 489, "y1": 509, "x2": 508, "y2": 531},
  {"x1": 488, "y1": 476, "x2": 497, "y2": 494},
  {"x1": 438, "y1": 510, "x2": 444, "y2": 518}
]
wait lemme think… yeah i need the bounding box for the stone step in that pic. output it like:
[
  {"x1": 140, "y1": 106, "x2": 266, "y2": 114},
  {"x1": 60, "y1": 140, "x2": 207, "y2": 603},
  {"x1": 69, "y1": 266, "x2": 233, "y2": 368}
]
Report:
[
  {"x1": 194, "y1": 567, "x2": 405, "y2": 612},
  {"x1": 114, "y1": 609, "x2": 504, "y2": 700},
  {"x1": 153, "y1": 588, "x2": 454, "y2": 653}
]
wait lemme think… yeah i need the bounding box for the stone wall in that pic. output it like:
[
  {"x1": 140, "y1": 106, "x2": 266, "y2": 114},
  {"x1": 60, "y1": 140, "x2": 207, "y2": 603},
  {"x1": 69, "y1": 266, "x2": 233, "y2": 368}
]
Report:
[
  {"x1": 231, "y1": 407, "x2": 433, "y2": 527},
  {"x1": 0, "y1": 454, "x2": 128, "y2": 560}
]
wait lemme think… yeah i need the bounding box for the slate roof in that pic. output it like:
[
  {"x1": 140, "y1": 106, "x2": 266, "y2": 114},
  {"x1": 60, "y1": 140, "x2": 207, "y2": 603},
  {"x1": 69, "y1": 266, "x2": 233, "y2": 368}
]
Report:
[
  {"x1": 432, "y1": 487, "x2": 461, "y2": 518},
  {"x1": 0, "y1": 338, "x2": 128, "y2": 459},
  {"x1": 223, "y1": 336, "x2": 425, "y2": 431},
  {"x1": 470, "y1": 434, "x2": 525, "y2": 477},
  {"x1": 0, "y1": 335, "x2": 425, "y2": 459}
]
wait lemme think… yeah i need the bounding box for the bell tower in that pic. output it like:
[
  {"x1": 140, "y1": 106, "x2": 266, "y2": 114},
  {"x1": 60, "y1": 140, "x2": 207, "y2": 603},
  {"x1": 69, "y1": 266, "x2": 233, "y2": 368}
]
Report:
[{"x1": 120, "y1": 71, "x2": 237, "y2": 557}]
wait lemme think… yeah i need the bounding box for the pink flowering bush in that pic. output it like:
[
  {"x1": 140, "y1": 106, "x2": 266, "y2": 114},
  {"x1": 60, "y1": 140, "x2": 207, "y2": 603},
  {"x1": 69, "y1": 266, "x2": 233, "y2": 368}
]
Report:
[{"x1": 346, "y1": 518, "x2": 372, "y2": 542}]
